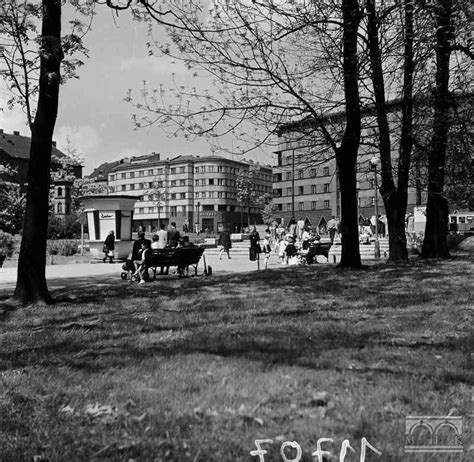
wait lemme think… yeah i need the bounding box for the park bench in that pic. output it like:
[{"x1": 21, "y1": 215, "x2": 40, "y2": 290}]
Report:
[
  {"x1": 121, "y1": 246, "x2": 206, "y2": 281},
  {"x1": 298, "y1": 241, "x2": 332, "y2": 264}
]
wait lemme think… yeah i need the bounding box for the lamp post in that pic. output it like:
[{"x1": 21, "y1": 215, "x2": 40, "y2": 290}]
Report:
[
  {"x1": 369, "y1": 156, "x2": 380, "y2": 258},
  {"x1": 197, "y1": 201, "x2": 201, "y2": 233}
]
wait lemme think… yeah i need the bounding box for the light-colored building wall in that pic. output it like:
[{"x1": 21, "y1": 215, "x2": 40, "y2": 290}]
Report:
[{"x1": 107, "y1": 154, "x2": 273, "y2": 233}]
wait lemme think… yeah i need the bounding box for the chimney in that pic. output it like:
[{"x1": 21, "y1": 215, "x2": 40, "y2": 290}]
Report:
[{"x1": 13, "y1": 131, "x2": 20, "y2": 136}]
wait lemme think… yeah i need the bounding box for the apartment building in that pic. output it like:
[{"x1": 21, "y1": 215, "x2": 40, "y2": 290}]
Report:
[
  {"x1": 107, "y1": 153, "x2": 273, "y2": 233},
  {"x1": 272, "y1": 105, "x2": 422, "y2": 231}
]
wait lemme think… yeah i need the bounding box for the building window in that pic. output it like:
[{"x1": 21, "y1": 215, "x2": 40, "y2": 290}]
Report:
[
  {"x1": 286, "y1": 156, "x2": 292, "y2": 165},
  {"x1": 130, "y1": 184, "x2": 135, "y2": 190},
  {"x1": 201, "y1": 166, "x2": 206, "y2": 173},
  {"x1": 311, "y1": 201, "x2": 317, "y2": 210},
  {"x1": 121, "y1": 185, "x2": 126, "y2": 191},
  {"x1": 57, "y1": 187, "x2": 63, "y2": 197},
  {"x1": 170, "y1": 206, "x2": 177, "y2": 215},
  {"x1": 298, "y1": 202, "x2": 304, "y2": 211},
  {"x1": 371, "y1": 196, "x2": 375, "y2": 205},
  {"x1": 298, "y1": 170, "x2": 304, "y2": 179},
  {"x1": 182, "y1": 206, "x2": 186, "y2": 214},
  {"x1": 323, "y1": 184, "x2": 330, "y2": 193},
  {"x1": 209, "y1": 179, "x2": 214, "y2": 185},
  {"x1": 203, "y1": 204, "x2": 214, "y2": 211},
  {"x1": 286, "y1": 203, "x2": 292, "y2": 211},
  {"x1": 170, "y1": 168, "x2": 176, "y2": 174},
  {"x1": 195, "y1": 180, "x2": 199, "y2": 186},
  {"x1": 298, "y1": 186, "x2": 304, "y2": 195},
  {"x1": 218, "y1": 191, "x2": 223, "y2": 198},
  {"x1": 217, "y1": 179, "x2": 223, "y2": 185},
  {"x1": 201, "y1": 179, "x2": 206, "y2": 185},
  {"x1": 311, "y1": 185, "x2": 317, "y2": 194},
  {"x1": 369, "y1": 179, "x2": 375, "y2": 189},
  {"x1": 148, "y1": 169, "x2": 153, "y2": 176},
  {"x1": 138, "y1": 207, "x2": 144, "y2": 213},
  {"x1": 121, "y1": 173, "x2": 126, "y2": 179},
  {"x1": 180, "y1": 179, "x2": 186, "y2": 186},
  {"x1": 324, "y1": 200, "x2": 330, "y2": 209},
  {"x1": 130, "y1": 172, "x2": 135, "y2": 178},
  {"x1": 179, "y1": 193, "x2": 186, "y2": 199},
  {"x1": 201, "y1": 192, "x2": 206, "y2": 198},
  {"x1": 170, "y1": 193, "x2": 176, "y2": 200},
  {"x1": 139, "y1": 170, "x2": 144, "y2": 177},
  {"x1": 323, "y1": 166, "x2": 330, "y2": 176},
  {"x1": 148, "y1": 207, "x2": 154, "y2": 213},
  {"x1": 109, "y1": 174, "x2": 115, "y2": 181},
  {"x1": 286, "y1": 187, "x2": 292, "y2": 195},
  {"x1": 179, "y1": 166, "x2": 185, "y2": 173},
  {"x1": 310, "y1": 169, "x2": 316, "y2": 177},
  {"x1": 195, "y1": 167, "x2": 199, "y2": 173},
  {"x1": 195, "y1": 192, "x2": 199, "y2": 198},
  {"x1": 170, "y1": 180, "x2": 176, "y2": 187},
  {"x1": 217, "y1": 165, "x2": 223, "y2": 172},
  {"x1": 57, "y1": 202, "x2": 62, "y2": 213},
  {"x1": 286, "y1": 172, "x2": 291, "y2": 180}
]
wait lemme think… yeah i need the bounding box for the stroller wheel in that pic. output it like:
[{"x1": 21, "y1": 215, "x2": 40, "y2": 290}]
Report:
[{"x1": 120, "y1": 272, "x2": 128, "y2": 280}]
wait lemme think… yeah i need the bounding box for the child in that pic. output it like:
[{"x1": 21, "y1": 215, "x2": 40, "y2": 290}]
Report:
[
  {"x1": 261, "y1": 232, "x2": 272, "y2": 269},
  {"x1": 135, "y1": 241, "x2": 151, "y2": 284}
]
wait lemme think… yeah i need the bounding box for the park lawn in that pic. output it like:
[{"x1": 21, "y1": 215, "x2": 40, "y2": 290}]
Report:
[{"x1": 0, "y1": 254, "x2": 473, "y2": 461}]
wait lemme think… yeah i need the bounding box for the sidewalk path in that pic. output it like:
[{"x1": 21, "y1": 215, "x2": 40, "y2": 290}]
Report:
[{"x1": 0, "y1": 252, "x2": 287, "y2": 296}]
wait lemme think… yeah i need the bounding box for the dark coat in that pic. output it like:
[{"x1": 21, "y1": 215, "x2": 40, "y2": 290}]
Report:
[
  {"x1": 249, "y1": 231, "x2": 261, "y2": 251},
  {"x1": 104, "y1": 234, "x2": 115, "y2": 251},
  {"x1": 167, "y1": 228, "x2": 181, "y2": 248},
  {"x1": 131, "y1": 238, "x2": 151, "y2": 260},
  {"x1": 218, "y1": 231, "x2": 232, "y2": 250}
]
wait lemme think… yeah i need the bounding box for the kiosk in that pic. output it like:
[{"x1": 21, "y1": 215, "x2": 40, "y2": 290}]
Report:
[{"x1": 81, "y1": 195, "x2": 137, "y2": 260}]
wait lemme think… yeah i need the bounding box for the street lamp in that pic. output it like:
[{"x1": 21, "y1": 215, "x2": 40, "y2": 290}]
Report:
[
  {"x1": 369, "y1": 156, "x2": 380, "y2": 258},
  {"x1": 197, "y1": 201, "x2": 201, "y2": 233}
]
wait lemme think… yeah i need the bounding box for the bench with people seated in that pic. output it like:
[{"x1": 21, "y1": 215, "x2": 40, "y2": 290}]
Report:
[
  {"x1": 121, "y1": 246, "x2": 206, "y2": 281},
  {"x1": 298, "y1": 241, "x2": 332, "y2": 264}
]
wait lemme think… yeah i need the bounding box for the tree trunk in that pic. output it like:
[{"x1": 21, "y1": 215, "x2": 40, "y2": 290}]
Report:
[
  {"x1": 338, "y1": 0, "x2": 362, "y2": 269},
  {"x1": 366, "y1": 0, "x2": 412, "y2": 262},
  {"x1": 421, "y1": 0, "x2": 452, "y2": 259},
  {"x1": 13, "y1": 0, "x2": 63, "y2": 305}
]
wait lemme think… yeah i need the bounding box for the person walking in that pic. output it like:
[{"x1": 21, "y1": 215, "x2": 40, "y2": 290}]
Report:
[
  {"x1": 103, "y1": 230, "x2": 115, "y2": 263},
  {"x1": 218, "y1": 227, "x2": 232, "y2": 260},
  {"x1": 327, "y1": 216, "x2": 337, "y2": 243}
]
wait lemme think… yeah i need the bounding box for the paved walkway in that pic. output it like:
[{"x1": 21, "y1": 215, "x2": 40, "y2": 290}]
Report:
[{"x1": 0, "y1": 252, "x2": 288, "y2": 296}]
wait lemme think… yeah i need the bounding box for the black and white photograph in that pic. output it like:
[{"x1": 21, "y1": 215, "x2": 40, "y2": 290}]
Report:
[{"x1": 0, "y1": 0, "x2": 472, "y2": 460}]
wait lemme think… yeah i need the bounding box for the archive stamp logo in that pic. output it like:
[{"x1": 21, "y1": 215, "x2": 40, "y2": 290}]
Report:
[{"x1": 404, "y1": 415, "x2": 463, "y2": 454}]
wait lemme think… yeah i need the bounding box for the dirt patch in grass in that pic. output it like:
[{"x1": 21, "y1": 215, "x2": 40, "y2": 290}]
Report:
[{"x1": 1, "y1": 253, "x2": 473, "y2": 461}]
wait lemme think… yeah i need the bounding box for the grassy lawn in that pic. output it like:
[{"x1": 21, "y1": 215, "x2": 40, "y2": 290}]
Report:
[{"x1": 1, "y1": 254, "x2": 473, "y2": 461}]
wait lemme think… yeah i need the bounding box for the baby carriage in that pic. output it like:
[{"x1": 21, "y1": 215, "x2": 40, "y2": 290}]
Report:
[{"x1": 120, "y1": 259, "x2": 138, "y2": 281}]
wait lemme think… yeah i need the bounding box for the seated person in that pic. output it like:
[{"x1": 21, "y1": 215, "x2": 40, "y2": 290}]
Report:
[
  {"x1": 177, "y1": 236, "x2": 196, "y2": 276},
  {"x1": 151, "y1": 234, "x2": 160, "y2": 250},
  {"x1": 131, "y1": 231, "x2": 152, "y2": 272}
]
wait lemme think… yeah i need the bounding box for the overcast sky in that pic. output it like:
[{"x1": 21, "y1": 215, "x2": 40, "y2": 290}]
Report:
[{"x1": 0, "y1": 4, "x2": 273, "y2": 174}]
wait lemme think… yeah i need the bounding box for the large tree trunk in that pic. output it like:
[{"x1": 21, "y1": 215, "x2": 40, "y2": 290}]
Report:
[
  {"x1": 13, "y1": 0, "x2": 63, "y2": 305},
  {"x1": 421, "y1": 0, "x2": 452, "y2": 259},
  {"x1": 338, "y1": 0, "x2": 362, "y2": 269},
  {"x1": 366, "y1": 0, "x2": 413, "y2": 262}
]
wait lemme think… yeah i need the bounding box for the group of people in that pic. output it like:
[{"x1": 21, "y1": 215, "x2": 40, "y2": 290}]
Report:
[{"x1": 245, "y1": 221, "x2": 324, "y2": 268}]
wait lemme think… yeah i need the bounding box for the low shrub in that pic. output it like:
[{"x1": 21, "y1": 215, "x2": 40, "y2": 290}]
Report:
[
  {"x1": 0, "y1": 230, "x2": 18, "y2": 257},
  {"x1": 47, "y1": 239, "x2": 79, "y2": 256}
]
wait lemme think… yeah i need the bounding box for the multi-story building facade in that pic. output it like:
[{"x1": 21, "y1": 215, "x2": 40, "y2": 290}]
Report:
[
  {"x1": 272, "y1": 108, "x2": 421, "y2": 231},
  {"x1": 106, "y1": 153, "x2": 273, "y2": 233}
]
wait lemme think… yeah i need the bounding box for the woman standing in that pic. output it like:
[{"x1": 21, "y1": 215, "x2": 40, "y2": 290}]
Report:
[
  {"x1": 248, "y1": 225, "x2": 261, "y2": 262},
  {"x1": 103, "y1": 230, "x2": 115, "y2": 263}
]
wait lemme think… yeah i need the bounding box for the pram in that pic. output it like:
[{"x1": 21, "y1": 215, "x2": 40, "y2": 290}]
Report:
[{"x1": 120, "y1": 259, "x2": 139, "y2": 281}]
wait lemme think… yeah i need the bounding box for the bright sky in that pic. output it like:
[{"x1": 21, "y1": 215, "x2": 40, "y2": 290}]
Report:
[{"x1": 0, "y1": 3, "x2": 273, "y2": 174}]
